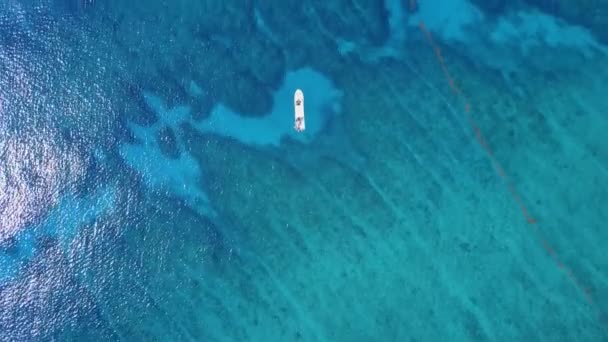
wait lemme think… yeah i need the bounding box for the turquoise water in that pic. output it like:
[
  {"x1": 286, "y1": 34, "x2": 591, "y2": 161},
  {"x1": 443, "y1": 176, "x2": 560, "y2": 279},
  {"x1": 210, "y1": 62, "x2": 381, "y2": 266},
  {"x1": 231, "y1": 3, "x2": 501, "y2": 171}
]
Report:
[{"x1": 1, "y1": 0, "x2": 607, "y2": 341}]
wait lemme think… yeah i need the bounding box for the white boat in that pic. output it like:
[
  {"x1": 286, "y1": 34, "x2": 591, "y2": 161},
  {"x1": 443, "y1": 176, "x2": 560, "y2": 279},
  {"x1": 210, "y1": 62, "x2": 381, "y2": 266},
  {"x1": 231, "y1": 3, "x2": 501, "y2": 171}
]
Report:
[{"x1": 294, "y1": 89, "x2": 305, "y2": 132}]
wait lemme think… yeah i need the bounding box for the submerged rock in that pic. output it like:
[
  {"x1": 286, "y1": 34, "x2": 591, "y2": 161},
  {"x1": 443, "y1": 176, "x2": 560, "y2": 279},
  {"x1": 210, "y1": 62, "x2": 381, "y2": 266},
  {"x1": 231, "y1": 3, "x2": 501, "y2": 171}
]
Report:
[
  {"x1": 469, "y1": 0, "x2": 509, "y2": 15},
  {"x1": 156, "y1": 126, "x2": 180, "y2": 159},
  {"x1": 471, "y1": 0, "x2": 608, "y2": 43},
  {"x1": 191, "y1": 91, "x2": 216, "y2": 121},
  {"x1": 526, "y1": 0, "x2": 608, "y2": 43},
  {"x1": 220, "y1": 72, "x2": 273, "y2": 117},
  {"x1": 231, "y1": 33, "x2": 286, "y2": 88},
  {"x1": 315, "y1": 0, "x2": 391, "y2": 46},
  {"x1": 120, "y1": 78, "x2": 158, "y2": 126}
]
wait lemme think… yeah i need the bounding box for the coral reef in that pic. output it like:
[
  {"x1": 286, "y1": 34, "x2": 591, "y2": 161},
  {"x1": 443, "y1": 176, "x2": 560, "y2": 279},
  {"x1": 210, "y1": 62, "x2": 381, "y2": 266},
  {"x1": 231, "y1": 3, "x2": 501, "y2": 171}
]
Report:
[
  {"x1": 469, "y1": 0, "x2": 608, "y2": 43},
  {"x1": 103, "y1": 2, "x2": 608, "y2": 338},
  {"x1": 168, "y1": 46, "x2": 608, "y2": 340},
  {"x1": 469, "y1": 0, "x2": 509, "y2": 14},
  {"x1": 156, "y1": 126, "x2": 180, "y2": 159},
  {"x1": 525, "y1": 0, "x2": 608, "y2": 43},
  {"x1": 3, "y1": 1, "x2": 608, "y2": 340},
  {"x1": 75, "y1": 0, "x2": 393, "y2": 121}
]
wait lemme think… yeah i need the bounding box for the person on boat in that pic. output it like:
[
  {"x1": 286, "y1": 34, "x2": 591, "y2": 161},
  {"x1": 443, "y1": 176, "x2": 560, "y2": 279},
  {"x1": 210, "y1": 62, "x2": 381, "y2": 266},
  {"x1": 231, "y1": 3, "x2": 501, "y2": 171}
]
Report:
[{"x1": 294, "y1": 117, "x2": 304, "y2": 131}]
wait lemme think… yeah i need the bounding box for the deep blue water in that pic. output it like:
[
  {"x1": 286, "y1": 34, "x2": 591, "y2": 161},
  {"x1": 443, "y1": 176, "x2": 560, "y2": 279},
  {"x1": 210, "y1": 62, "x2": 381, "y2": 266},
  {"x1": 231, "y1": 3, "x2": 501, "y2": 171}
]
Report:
[{"x1": 1, "y1": 0, "x2": 607, "y2": 341}]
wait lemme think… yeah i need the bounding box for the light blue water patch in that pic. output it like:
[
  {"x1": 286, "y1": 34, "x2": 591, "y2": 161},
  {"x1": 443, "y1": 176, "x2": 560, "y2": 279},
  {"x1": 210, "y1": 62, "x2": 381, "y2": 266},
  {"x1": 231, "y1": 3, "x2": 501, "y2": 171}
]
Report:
[
  {"x1": 384, "y1": 0, "x2": 407, "y2": 46},
  {"x1": 0, "y1": 186, "x2": 116, "y2": 283},
  {"x1": 399, "y1": 1, "x2": 608, "y2": 80},
  {"x1": 0, "y1": 132, "x2": 88, "y2": 243},
  {"x1": 196, "y1": 68, "x2": 343, "y2": 146},
  {"x1": 42, "y1": 186, "x2": 116, "y2": 249},
  {"x1": 490, "y1": 10, "x2": 606, "y2": 56},
  {"x1": 341, "y1": 0, "x2": 605, "y2": 70},
  {"x1": 119, "y1": 100, "x2": 215, "y2": 216}
]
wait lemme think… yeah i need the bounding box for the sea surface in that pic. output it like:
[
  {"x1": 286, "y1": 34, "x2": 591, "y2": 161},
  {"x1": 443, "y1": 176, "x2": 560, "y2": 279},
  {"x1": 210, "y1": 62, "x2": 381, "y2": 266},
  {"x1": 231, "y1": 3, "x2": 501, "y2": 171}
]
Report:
[{"x1": 1, "y1": 0, "x2": 607, "y2": 341}]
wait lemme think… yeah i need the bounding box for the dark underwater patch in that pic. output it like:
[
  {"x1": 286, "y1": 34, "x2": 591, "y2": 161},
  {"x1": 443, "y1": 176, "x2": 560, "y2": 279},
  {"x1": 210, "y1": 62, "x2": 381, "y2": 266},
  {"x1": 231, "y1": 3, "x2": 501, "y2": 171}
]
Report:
[{"x1": 156, "y1": 125, "x2": 181, "y2": 159}]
